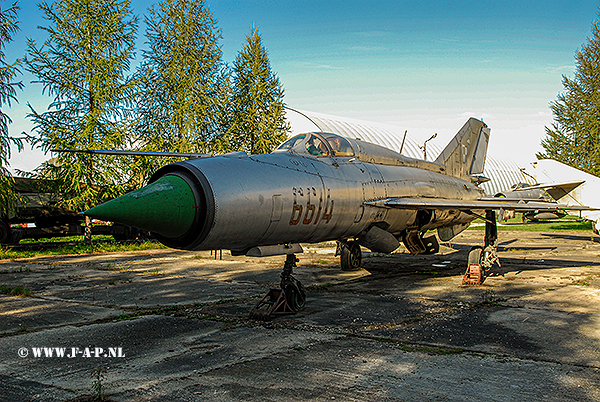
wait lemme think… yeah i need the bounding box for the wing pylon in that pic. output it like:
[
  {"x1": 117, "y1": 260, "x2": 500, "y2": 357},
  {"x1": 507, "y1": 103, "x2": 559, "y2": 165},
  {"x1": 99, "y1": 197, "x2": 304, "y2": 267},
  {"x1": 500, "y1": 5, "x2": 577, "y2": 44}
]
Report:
[{"x1": 365, "y1": 197, "x2": 598, "y2": 212}]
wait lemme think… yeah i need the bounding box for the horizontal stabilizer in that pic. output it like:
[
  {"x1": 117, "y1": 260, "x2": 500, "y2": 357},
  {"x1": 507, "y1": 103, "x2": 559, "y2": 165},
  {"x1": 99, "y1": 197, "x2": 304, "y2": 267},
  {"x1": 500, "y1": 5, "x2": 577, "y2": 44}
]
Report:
[{"x1": 512, "y1": 180, "x2": 585, "y2": 201}]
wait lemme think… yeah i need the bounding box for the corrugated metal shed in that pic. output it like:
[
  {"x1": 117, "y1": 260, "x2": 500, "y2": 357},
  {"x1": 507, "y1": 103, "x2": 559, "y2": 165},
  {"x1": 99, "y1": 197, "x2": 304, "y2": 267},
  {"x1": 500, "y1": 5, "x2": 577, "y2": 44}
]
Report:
[{"x1": 285, "y1": 108, "x2": 529, "y2": 196}]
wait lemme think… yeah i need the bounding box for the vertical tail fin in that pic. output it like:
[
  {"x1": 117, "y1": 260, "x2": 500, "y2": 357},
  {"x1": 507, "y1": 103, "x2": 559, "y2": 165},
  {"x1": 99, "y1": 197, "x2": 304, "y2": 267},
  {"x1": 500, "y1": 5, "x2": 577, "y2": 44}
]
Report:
[{"x1": 434, "y1": 118, "x2": 490, "y2": 179}]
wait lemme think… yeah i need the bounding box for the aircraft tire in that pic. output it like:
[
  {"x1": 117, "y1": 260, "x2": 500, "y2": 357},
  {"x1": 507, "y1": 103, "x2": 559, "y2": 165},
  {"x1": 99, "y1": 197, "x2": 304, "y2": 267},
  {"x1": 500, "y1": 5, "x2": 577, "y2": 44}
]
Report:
[
  {"x1": 341, "y1": 241, "x2": 362, "y2": 271},
  {"x1": 284, "y1": 279, "x2": 306, "y2": 311},
  {"x1": 468, "y1": 246, "x2": 483, "y2": 266}
]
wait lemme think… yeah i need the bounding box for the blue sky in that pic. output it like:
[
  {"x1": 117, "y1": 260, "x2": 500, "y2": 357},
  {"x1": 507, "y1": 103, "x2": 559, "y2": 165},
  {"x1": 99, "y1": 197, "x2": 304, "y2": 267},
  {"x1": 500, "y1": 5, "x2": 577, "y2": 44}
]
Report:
[{"x1": 4, "y1": 0, "x2": 600, "y2": 172}]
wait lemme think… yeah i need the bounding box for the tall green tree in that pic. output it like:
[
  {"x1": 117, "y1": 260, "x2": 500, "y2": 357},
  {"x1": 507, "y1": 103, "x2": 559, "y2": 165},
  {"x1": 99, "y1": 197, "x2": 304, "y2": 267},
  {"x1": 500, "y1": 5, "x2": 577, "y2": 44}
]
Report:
[
  {"x1": 538, "y1": 13, "x2": 600, "y2": 176},
  {"x1": 26, "y1": 0, "x2": 138, "y2": 243},
  {"x1": 134, "y1": 0, "x2": 229, "y2": 181},
  {"x1": 229, "y1": 26, "x2": 289, "y2": 154},
  {"x1": 0, "y1": 1, "x2": 24, "y2": 223}
]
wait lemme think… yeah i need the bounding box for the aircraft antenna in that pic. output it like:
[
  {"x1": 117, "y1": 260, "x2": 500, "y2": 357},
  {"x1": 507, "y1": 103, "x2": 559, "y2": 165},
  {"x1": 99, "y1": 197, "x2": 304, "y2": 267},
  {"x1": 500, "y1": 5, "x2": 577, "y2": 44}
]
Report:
[
  {"x1": 399, "y1": 130, "x2": 407, "y2": 154},
  {"x1": 284, "y1": 106, "x2": 325, "y2": 131},
  {"x1": 519, "y1": 167, "x2": 538, "y2": 185},
  {"x1": 419, "y1": 133, "x2": 437, "y2": 161}
]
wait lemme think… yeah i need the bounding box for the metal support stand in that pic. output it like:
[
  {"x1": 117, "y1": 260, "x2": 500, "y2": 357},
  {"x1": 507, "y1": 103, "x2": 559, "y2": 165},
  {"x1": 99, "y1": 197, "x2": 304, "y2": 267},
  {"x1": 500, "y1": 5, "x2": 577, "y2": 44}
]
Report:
[
  {"x1": 484, "y1": 210, "x2": 498, "y2": 249},
  {"x1": 250, "y1": 254, "x2": 306, "y2": 320}
]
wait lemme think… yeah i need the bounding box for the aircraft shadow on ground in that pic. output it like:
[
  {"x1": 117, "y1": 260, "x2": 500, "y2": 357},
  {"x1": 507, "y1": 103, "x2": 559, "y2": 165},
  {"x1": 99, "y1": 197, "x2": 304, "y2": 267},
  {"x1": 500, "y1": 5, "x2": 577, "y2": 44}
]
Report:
[
  {"x1": 4, "y1": 247, "x2": 600, "y2": 400},
  {"x1": 541, "y1": 232, "x2": 600, "y2": 242},
  {"x1": 349, "y1": 250, "x2": 600, "y2": 376},
  {"x1": 440, "y1": 238, "x2": 557, "y2": 252},
  {"x1": 360, "y1": 245, "x2": 599, "y2": 280}
]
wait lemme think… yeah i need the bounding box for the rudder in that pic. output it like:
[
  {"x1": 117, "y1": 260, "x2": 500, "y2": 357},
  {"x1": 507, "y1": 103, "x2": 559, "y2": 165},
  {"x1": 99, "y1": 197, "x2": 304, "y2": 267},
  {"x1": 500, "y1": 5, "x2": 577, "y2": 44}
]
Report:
[{"x1": 434, "y1": 118, "x2": 490, "y2": 179}]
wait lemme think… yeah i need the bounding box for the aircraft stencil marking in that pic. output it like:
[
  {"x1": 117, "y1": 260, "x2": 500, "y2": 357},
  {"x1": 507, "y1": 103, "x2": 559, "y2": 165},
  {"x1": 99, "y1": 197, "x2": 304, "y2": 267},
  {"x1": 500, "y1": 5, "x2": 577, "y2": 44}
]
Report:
[{"x1": 289, "y1": 187, "x2": 333, "y2": 226}]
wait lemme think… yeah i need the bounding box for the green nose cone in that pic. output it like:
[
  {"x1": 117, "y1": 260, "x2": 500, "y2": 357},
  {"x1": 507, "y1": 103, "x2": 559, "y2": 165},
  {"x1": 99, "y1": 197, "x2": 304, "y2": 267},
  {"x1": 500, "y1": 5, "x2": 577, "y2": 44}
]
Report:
[{"x1": 84, "y1": 174, "x2": 196, "y2": 238}]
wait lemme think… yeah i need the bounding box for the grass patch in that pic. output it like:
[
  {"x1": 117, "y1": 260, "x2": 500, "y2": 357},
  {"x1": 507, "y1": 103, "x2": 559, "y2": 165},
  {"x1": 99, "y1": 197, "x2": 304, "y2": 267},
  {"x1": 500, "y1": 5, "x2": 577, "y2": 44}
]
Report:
[
  {"x1": 0, "y1": 285, "x2": 31, "y2": 297},
  {"x1": 371, "y1": 337, "x2": 465, "y2": 356},
  {"x1": 479, "y1": 289, "x2": 506, "y2": 306},
  {"x1": 0, "y1": 237, "x2": 166, "y2": 260},
  {"x1": 214, "y1": 298, "x2": 238, "y2": 305},
  {"x1": 114, "y1": 304, "x2": 186, "y2": 321},
  {"x1": 313, "y1": 259, "x2": 337, "y2": 266},
  {"x1": 18, "y1": 234, "x2": 114, "y2": 244},
  {"x1": 305, "y1": 282, "x2": 334, "y2": 291},
  {"x1": 570, "y1": 274, "x2": 598, "y2": 286},
  {"x1": 468, "y1": 214, "x2": 593, "y2": 232}
]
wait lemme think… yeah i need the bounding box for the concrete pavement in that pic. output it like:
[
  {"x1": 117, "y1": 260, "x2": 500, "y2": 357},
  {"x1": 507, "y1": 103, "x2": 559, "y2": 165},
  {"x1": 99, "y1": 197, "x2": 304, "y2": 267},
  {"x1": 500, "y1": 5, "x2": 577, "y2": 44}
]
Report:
[{"x1": 1, "y1": 230, "x2": 599, "y2": 401}]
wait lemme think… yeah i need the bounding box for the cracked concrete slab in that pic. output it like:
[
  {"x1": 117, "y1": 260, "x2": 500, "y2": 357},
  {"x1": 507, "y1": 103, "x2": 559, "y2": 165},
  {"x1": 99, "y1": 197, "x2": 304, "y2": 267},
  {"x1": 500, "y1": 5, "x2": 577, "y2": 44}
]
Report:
[
  {"x1": 1, "y1": 230, "x2": 599, "y2": 401},
  {"x1": 115, "y1": 337, "x2": 600, "y2": 402},
  {"x1": 0, "y1": 294, "x2": 118, "y2": 334}
]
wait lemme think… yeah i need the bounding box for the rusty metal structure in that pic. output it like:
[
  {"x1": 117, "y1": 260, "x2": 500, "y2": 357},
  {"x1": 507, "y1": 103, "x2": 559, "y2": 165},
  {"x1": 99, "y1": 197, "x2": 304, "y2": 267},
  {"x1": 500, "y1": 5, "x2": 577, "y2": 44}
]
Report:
[{"x1": 0, "y1": 177, "x2": 144, "y2": 244}]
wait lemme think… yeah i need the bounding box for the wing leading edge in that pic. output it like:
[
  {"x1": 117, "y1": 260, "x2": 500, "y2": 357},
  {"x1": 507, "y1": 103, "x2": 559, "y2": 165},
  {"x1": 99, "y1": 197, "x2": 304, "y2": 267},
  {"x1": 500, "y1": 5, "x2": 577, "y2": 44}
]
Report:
[{"x1": 53, "y1": 149, "x2": 213, "y2": 159}]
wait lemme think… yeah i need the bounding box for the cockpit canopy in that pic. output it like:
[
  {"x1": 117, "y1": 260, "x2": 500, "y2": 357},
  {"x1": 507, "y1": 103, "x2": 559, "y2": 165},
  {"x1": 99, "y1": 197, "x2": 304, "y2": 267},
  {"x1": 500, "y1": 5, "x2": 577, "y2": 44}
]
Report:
[
  {"x1": 276, "y1": 132, "x2": 355, "y2": 157},
  {"x1": 275, "y1": 131, "x2": 446, "y2": 174}
]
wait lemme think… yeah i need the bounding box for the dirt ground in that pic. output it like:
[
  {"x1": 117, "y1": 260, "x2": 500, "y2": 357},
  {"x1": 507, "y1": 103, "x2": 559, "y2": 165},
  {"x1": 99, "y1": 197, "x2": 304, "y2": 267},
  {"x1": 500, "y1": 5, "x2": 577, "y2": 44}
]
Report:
[{"x1": 1, "y1": 228, "x2": 600, "y2": 401}]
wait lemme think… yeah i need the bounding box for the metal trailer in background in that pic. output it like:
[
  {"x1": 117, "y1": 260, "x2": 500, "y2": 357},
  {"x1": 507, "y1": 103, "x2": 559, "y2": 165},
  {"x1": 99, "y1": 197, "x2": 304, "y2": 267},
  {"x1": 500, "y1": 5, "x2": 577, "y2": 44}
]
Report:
[{"x1": 0, "y1": 177, "x2": 144, "y2": 244}]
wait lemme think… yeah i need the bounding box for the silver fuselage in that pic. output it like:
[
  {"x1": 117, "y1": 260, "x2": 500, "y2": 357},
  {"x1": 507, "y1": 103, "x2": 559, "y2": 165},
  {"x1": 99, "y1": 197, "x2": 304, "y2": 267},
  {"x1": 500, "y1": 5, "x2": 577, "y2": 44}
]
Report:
[{"x1": 154, "y1": 141, "x2": 482, "y2": 252}]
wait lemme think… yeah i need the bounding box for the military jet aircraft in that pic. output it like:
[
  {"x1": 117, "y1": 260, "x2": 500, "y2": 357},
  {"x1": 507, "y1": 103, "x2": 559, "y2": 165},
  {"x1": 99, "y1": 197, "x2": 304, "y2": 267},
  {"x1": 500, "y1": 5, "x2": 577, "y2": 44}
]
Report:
[
  {"x1": 491, "y1": 180, "x2": 585, "y2": 222},
  {"x1": 67, "y1": 118, "x2": 595, "y2": 318}
]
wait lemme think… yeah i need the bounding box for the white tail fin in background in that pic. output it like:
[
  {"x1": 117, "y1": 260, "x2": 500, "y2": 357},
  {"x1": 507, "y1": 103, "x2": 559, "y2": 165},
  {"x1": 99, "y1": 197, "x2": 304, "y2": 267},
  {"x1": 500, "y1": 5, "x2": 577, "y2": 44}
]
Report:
[{"x1": 434, "y1": 118, "x2": 490, "y2": 180}]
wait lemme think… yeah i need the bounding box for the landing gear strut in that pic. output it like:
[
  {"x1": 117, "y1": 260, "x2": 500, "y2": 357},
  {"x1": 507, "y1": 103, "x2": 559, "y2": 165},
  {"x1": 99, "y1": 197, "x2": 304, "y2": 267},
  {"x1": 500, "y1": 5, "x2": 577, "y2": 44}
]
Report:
[
  {"x1": 250, "y1": 254, "x2": 306, "y2": 320},
  {"x1": 463, "y1": 210, "x2": 500, "y2": 285}
]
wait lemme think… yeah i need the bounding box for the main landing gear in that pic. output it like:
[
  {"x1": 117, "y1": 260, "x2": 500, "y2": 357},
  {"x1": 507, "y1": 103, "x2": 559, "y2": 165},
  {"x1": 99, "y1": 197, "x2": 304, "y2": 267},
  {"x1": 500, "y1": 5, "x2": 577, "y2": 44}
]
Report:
[
  {"x1": 337, "y1": 240, "x2": 362, "y2": 271},
  {"x1": 463, "y1": 210, "x2": 500, "y2": 285},
  {"x1": 250, "y1": 253, "x2": 306, "y2": 320}
]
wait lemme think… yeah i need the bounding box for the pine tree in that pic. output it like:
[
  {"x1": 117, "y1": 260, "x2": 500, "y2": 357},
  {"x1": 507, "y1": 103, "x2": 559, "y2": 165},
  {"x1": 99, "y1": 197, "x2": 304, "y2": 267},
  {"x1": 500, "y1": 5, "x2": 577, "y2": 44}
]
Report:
[
  {"x1": 133, "y1": 0, "x2": 229, "y2": 180},
  {"x1": 0, "y1": 1, "x2": 24, "y2": 230},
  {"x1": 229, "y1": 26, "x2": 289, "y2": 154},
  {"x1": 538, "y1": 14, "x2": 600, "y2": 176},
  {"x1": 26, "y1": 0, "x2": 138, "y2": 243}
]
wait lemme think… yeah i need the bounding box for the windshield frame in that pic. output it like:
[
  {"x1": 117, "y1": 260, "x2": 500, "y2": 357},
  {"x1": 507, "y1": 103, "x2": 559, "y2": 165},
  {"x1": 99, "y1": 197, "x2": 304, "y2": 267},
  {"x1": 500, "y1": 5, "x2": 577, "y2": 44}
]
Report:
[{"x1": 275, "y1": 132, "x2": 355, "y2": 158}]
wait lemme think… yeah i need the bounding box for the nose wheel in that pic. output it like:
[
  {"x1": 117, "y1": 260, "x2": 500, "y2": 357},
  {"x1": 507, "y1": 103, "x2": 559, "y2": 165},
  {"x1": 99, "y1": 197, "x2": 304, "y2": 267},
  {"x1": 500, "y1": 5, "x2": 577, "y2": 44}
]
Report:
[
  {"x1": 281, "y1": 254, "x2": 306, "y2": 310},
  {"x1": 250, "y1": 254, "x2": 306, "y2": 319}
]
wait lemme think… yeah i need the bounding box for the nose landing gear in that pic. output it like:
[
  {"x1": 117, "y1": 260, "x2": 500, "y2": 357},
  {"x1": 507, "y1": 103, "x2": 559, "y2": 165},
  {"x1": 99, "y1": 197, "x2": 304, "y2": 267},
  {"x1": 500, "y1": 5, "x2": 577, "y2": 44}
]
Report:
[{"x1": 250, "y1": 253, "x2": 306, "y2": 320}]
